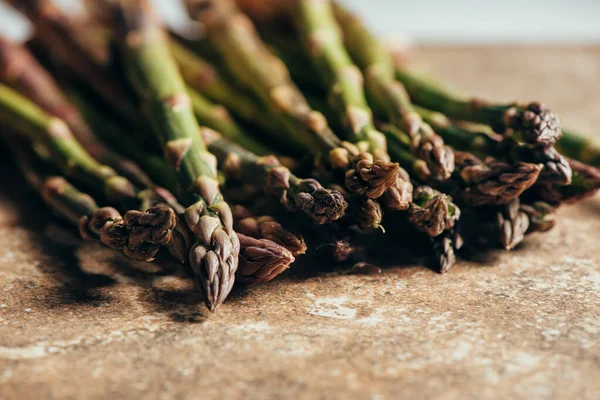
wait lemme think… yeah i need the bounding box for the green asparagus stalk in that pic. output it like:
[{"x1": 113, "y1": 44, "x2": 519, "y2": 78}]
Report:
[
  {"x1": 331, "y1": 2, "x2": 454, "y2": 180},
  {"x1": 417, "y1": 106, "x2": 572, "y2": 185},
  {"x1": 556, "y1": 128, "x2": 600, "y2": 168},
  {"x1": 107, "y1": 0, "x2": 239, "y2": 311},
  {"x1": 0, "y1": 84, "x2": 178, "y2": 260},
  {"x1": 291, "y1": 0, "x2": 388, "y2": 160},
  {"x1": 4, "y1": 134, "x2": 176, "y2": 261},
  {"x1": 231, "y1": 205, "x2": 307, "y2": 256},
  {"x1": 201, "y1": 127, "x2": 348, "y2": 224},
  {"x1": 0, "y1": 35, "x2": 169, "y2": 190},
  {"x1": 7, "y1": 0, "x2": 140, "y2": 119},
  {"x1": 184, "y1": 0, "x2": 402, "y2": 200},
  {"x1": 393, "y1": 66, "x2": 562, "y2": 147}
]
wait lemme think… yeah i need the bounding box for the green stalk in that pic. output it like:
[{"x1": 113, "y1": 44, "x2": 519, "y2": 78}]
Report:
[
  {"x1": 393, "y1": 66, "x2": 562, "y2": 147},
  {"x1": 184, "y1": 0, "x2": 400, "y2": 200},
  {"x1": 187, "y1": 88, "x2": 270, "y2": 155},
  {"x1": 292, "y1": 0, "x2": 388, "y2": 161},
  {"x1": 3, "y1": 134, "x2": 177, "y2": 261},
  {"x1": 0, "y1": 84, "x2": 177, "y2": 260},
  {"x1": 0, "y1": 35, "x2": 165, "y2": 189},
  {"x1": 332, "y1": 3, "x2": 454, "y2": 180},
  {"x1": 109, "y1": 0, "x2": 238, "y2": 311}
]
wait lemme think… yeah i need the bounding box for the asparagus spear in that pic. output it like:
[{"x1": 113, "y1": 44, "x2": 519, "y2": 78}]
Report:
[
  {"x1": 107, "y1": 0, "x2": 238, "y2": 311},
  {"x1": 431, "y1": 228, "x2": 463, "y2": 273},
  {"x1": 290, "y1": 0, "x2": 387, "y2": 160},
  {"x1": 520, "y1": 201, "x2": 556, "y2": 234},
  {"x1": 534, "y1": 159, "x2": 600, "y2": 205},
  {"x1": 392, "y1": 66, "x2": 562, "y2": 147},
  {"x1": 4, "y1": 134, "x2": 176, "y2": 260},
  {"x1": 495, "y1": 199, "x2": 529, "y2": 250},
  {"x1": 408, "y1": 186, "x2": 461, "y2": 237},
  {"x1": 556, "y1": 128, "x2": 600, "y2": 168},
  {"x1": 232, "y1": 205, "x2": 307, "y2": 256},
  {"x1": 331, "y1": 2, "x2": 454, "y2": 180},
  {"x1": 7, "y1": 0, "x2": 140, "y2": 119},
  {"x1": 0, "y1": 36, "x2": 169, "y2": 190},
  {"x1": 201, "y1": 127, "x2": 348, "y2": 224},
  {"x1": 417, "y1": 106, "x2": 572, "y2": 185},
  {"x1": 236, "y1": 233, "x2": 295, "y2": 285},
  {"x1": 0, "y1": 84, "x2": 177, "y2": 260},
  {"x1": 184, "y1": 0, "x2": 401, "y2": 200}
]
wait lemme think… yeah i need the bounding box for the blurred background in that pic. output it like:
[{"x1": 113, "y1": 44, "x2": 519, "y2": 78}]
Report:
[{"x1": 0, "y1": 0, "x2": 599, "y2": 43}]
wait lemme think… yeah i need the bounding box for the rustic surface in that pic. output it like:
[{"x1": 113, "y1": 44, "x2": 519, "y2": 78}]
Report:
[{"x1": 1, "y1": 47, "x2": 599, "y2": 400}]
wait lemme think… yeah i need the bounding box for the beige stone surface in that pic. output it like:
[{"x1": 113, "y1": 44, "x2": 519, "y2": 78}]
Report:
[{"x1": 1, "y1": 47, "x2": 600, "y2": 400}]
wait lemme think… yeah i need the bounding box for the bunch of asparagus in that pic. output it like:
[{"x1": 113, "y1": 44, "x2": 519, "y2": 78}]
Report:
[{"x1": 1, "y1": 0, "x2": 598, "y2": 311}]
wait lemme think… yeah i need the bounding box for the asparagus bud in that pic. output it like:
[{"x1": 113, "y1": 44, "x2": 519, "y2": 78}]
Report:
[
  {"x1": 408, "y1": 186, "x2": 460, "y2": 237},
  {"x1": 520, "y1": 201, "x2": 556, "y2": 234},
  {"x1": 495, "y1": 199, "x2": 529, "y2": 250},
  {"x1": 232, "y1": 205, "x2": 307, "y2": 256},
  {"x1": 455, "y1": 152, "x2": 542, "y2": 206},
  {"x1": 236, "y1": 233, "x2": 295, "y2": 285},
  {"x1": 431, "y1": 229, "x2": 463, "y2": 274}
]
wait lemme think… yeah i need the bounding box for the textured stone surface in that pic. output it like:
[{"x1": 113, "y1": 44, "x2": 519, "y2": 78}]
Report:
[{"x1": 1, "y1": 47, "x2": 600, "y2": 400}]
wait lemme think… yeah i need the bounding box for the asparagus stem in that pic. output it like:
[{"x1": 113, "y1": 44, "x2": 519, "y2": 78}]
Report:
[
  {"x1": 0, "y1": 36, "x2": 167, "y2": 190},
  {"x1": 231, "y1": 205, "x2": 307, "y2": 256},
  {"x1": 108, "y1": 0, "x2": 238, "y2": 311},
  {"x1": 184, "y1": 0, "x2": 399, "y2": 199},
  {"x1": 557, "y1": 128, "x2": 600, "y2": 168},
  {"x1": 393, "y1": 66, "x2": 562, "y2": 147},
  {"x1": 201, "y1": 128, "x2": 348, "y2": 224},
  {"x1": 187, "y1": 87, "x2": 270, "y2": 155},
  {"x1": 7, "y1": 0, "x2": 140, "y2": 120},
  {"x1": 417, "y1": 106, "x2": 572, "y2": 185},
  {"x1": 332, "y1": 3, "x2": 455, "y2": 180},
  {"x1": 4, "y1": 134, "x2": 175, "y2": 260},
  {"x1": 291, "y1": 0, "x2": 388, "y2": 160}
]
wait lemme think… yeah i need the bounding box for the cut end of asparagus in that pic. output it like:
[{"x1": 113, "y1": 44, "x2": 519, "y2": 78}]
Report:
[
  {"x1": 496, "y1": 199, "x2": 529, "y2": 250},
  {"x1": 287, "y1": 178, "x2": 348, "y2": 225},
  {"x1": 456, "y1": 152, "x2": 543, "y2": 206},
  {"x1": 345, "y1": 154, "x2": 400, "y2": 199},
  {"x1": 236, "y1": 233, "x2": 295, "y2": 285},
  {"x1": 504, "y1": 102, "x2": 562, "y2": 147},
  {"x1": 408, "y1": 186, "x2": 461, "y2": 237}
]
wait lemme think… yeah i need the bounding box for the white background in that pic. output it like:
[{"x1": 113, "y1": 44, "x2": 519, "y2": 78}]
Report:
[{"x1": 0, "y1": 0, "x2": 599, "y2": 43}]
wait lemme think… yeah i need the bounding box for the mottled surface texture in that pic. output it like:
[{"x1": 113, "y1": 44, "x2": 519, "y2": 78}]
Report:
[{"x1": 1, "y1": 47, "x2": 600, "y2": 399}]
